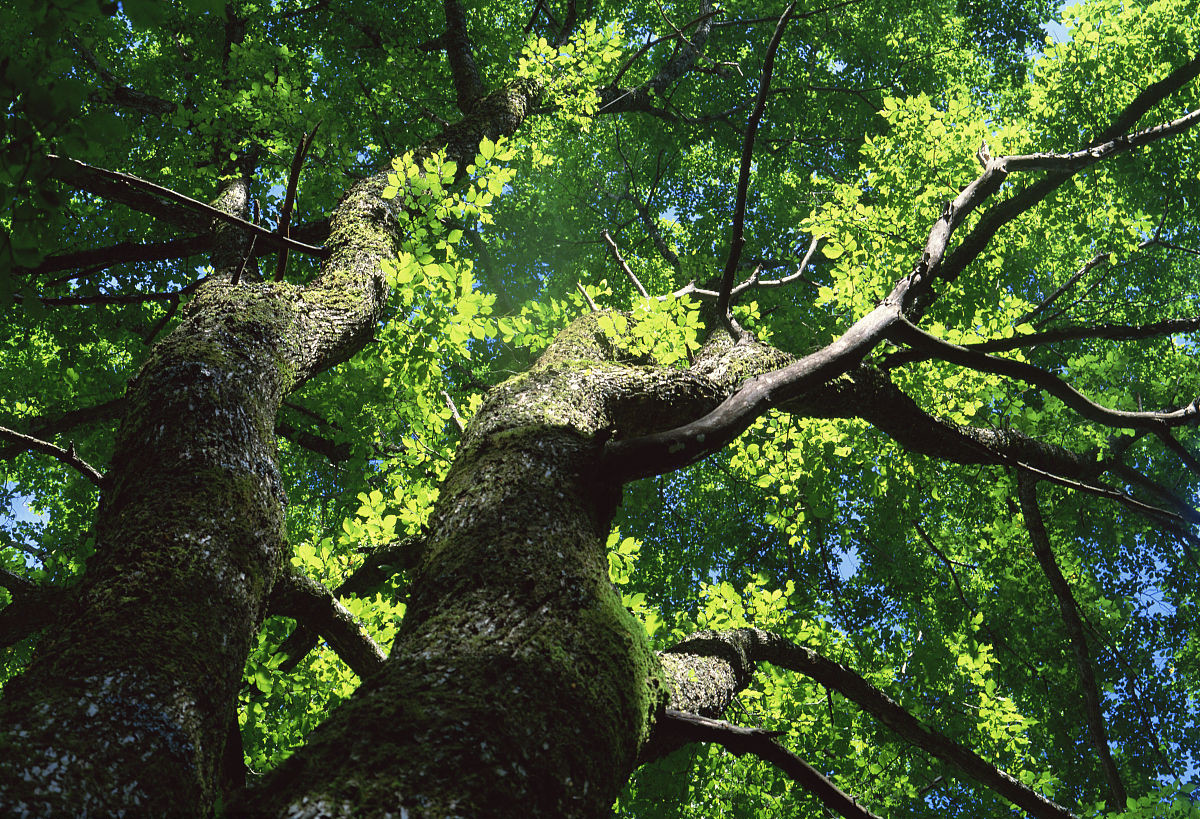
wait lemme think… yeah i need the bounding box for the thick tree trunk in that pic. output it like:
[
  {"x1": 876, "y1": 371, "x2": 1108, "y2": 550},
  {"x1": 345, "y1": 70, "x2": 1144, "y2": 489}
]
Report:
[
  {"x1": 240, "y1": 318, "x2": 679, "y2": 818},
  {"x1": 0, "y1": 282, "x2": 295, "y2": 816}
]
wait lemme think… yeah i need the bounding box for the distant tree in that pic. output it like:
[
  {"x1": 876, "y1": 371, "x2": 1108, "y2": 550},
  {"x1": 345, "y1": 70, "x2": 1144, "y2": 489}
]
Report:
[{"x1": 1, "y1": 0, "x2": 1199, "y2": 816}]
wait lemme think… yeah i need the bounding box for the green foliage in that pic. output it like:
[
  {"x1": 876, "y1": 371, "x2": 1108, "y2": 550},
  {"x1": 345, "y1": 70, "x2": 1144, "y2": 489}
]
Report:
[{"x1": 3, "y1": 0, "x2": 1200, "y2": 815}]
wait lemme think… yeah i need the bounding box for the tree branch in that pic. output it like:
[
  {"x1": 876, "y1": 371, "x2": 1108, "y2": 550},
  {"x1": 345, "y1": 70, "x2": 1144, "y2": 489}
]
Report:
[
  {"x1": 0, "y1": 426, "x2": 105, "y2": 487},
  {"x1": 665, "y1": 629, "x2": 1080, "y2": 819},
  {"x1": 887, "y1": 318, "x2": 1199, "y2": 433},
  {"x1": 646, "y1": 709, "x2": 882, "y2": 819},
  {"x1": 0, "y1": 398, "x2": 125, "y2": 461},
  {"x1": 716, "y1": 3, "x2": 793, "y2": 336},
  {"x1": 26, "y1": 236, "x2": 212, "y2": 279},
  {"x1": 1017, "y1": 476, "x2": 1127, "y2": 808},
  {"x1": 47, "y1": 156, "x2": 330, "y2": 258},
  {"x1": 884, "y1": 314, "x2": 1200, "y2": 367},
  {"x1": 442, "y1": 0, "x2": 485, "y2": 112},
  {"x1": 274, "y1": 121, "x2": 321, "y2": 281},
  {"x1": 268, "y1": 568, "x2": 387, "y2": 679},
  {"x1": 601, "y1": 230, "x2": 649, "y2": 297},
  {"x1": 1018, "y1": 252, "x2": 1111, "y2": 326},
  {"x1": 274, "y1": 534, "x2": 423, "y2": 673}
]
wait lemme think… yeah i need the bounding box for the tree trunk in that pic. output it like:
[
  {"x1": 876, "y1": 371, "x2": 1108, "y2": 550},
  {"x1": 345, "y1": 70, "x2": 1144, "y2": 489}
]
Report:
[{"x1": 239, "y1": 316, "x2": 681, "y2": 818}]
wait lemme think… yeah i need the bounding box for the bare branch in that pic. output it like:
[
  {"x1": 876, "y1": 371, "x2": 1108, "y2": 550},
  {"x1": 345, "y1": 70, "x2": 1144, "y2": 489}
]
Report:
[
  {"x1": 0, "y1": 398, "x2": 125, "y2": 461},
  {"x1": 275, "y1": 534, "x2": 423, "y2": 673},
  {"x1": 576, "y1": 281, "x2": 599, "y2": 312},
  {"x1": 887, "y1": 318, "x2": 1199, "y2": 433},
  {"x1": 276, "y1": 421, "x2": 353, "y2": 463},
  {"x1": 1155, "y1": 430, "x2": 1200, "y2": 476},
  {"x1": 646, "y1": 709, "x2": 882, "y2": 819},
  {"x1": 47, "y1": 156, "x2": 330, "y2": 258},
  {"x1": 0, "y1": 426, "x2": 105, "y2": 487},
  {"x1": 716, "y1": 3, "x2": 794, "y2": 336},
  {"x1": 21, "y1": 277, "x2": 205, "y2": 308},
  {"x1": 274, "y1": 121, "x2": 321, "y2": 281},
  {"x1": 600, "y1": 230, "x2": 649, "y2": 297},
  {"x1": 1018, "y1": 252, "x2": 1111, "y2": 326},
  {"x1": 27, "y1": 236, "x2": 211, "y2": 279},
  {"x1": 885, "y1": 314, "x2": 1200, "y2": 367},
  {"x1": 1017, "y1": 475, "x2": 1127, "y2": 807},
  {"x1": 442, "y1": 390, "x2": 466, "y2": 434},
  {"x1": 667, "y1": 629, "x2": 1080, "y2": 819}
]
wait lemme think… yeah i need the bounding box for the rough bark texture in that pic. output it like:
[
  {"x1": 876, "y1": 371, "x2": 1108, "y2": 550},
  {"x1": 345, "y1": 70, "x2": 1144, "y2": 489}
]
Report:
[
  {"x1": 239, "y1": 316, "x2": 678, "y2": 818},
  {"x1": 0, "y1": 77, "x2": 547, "y2": 817},
  {"x1": 0, "y1": 282, "x2": 296, "y2": 816}
]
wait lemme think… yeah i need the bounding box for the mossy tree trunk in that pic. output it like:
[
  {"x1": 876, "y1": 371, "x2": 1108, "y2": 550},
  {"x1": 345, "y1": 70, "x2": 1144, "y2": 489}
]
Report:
[{"x1": 0, "y1": 82, "x2": 541, "y2": 818}]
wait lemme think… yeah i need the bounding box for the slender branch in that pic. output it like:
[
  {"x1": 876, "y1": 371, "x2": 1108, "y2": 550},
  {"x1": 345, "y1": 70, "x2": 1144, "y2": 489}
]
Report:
[
  {"x1": 601, "y1": 230, "x2": 649, "y2": 297},
  {"x1": 648, "y1": 709, "x2": 882, "y2": 819},
  {"x1": 926, "y1": 59, "x2": 1200, "y2": 312},
  {"x1": 27, "y1": 236, "x2": 211, "y2": 278},
  {"x1": 274, "y1": 121, "x2": 321, "y2": 281},
  {"x1": 1018, "y1": 253, "x2": 1111, "y2": 326},
  {"x1": 0, "y1": 398, "x2": 125, "y2": 461},
  {"x1": 884, "y1": 314, "x2": 1200, "y2": 367},
  {"x1": 275, "y1": 421, "x2": 353, "y2": 462},
  {"x1": 23, "y1": 277, "x2": 205, "y2": 308},
  {"x1": 1017, "y1": 476, "x2": 1127, "y2": 807},
  {"x1": 73, "y1": 36, "x2": 177, "y2": 117},
  {"x1": 0, "y1": 568, "x2": 35, "y2": 599},
  {"x1": 576, "y1": 281, "x2": 599, "y2": 311},
  {"x1": 888, "y1": 318, "x2": 1199, "y2": 432},
  {"x1": 442, "y1": 390, "x2": 466, "y2": 434},
  {"x1": 716, "y1": 3, "x2": 794, "y2": 335},
  {"x1": 1155, "y1": 430, "x2": 1200, "y2": 476},
  {"x1": 47, "y1": 156, "x2": 330, "y2": 258},
  {"x1": 268, "y1": 568, "x2": 386, "y2": 679},
  {"x1": 0, "y1": 426, "x2": 105, "y2": 487}
]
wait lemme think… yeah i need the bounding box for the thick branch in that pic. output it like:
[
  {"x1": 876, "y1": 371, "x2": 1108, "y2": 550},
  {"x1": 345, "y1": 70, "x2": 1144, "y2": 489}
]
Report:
[
  {"x1": 268, "y1": 568, "x2": 386, "y2": 679},
  {"x1": 443, "y1": 0, "x2": 485, "y2": 112},
  {"x1": 274, "y1": 534, "x2": 423, "y2": 673},
  {"x1": 665, "y1": 629, "x2": 1080, "y2": 819},
  {"x1": 1017, "y1": 476, "x2": 1127, "y2": 808}
]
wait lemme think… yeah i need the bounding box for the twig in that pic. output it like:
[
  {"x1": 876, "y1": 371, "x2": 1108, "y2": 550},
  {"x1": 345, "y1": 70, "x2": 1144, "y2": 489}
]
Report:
[{"x1": 600, "y1": 230, "x2": 649, "y2": 297}]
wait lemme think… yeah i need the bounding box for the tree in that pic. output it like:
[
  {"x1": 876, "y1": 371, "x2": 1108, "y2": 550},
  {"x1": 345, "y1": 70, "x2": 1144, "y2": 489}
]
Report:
[{"x1": 1, "y1": 0, "x2": 1199, "y2": 815}]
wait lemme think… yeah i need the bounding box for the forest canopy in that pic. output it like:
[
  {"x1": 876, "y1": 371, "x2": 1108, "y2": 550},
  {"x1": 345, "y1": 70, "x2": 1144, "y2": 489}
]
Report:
[{"x1": 2, "y1": 0, "x2": 1200, "y2": 817}]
